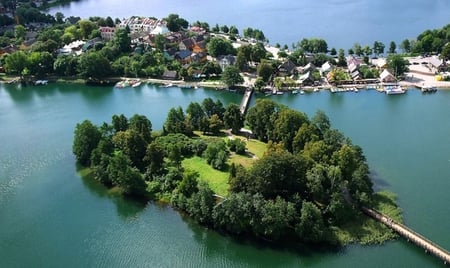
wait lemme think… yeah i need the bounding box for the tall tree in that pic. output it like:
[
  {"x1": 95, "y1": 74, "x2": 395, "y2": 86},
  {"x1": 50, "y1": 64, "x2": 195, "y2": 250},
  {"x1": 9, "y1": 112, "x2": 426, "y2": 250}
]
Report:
[
  {"x1": 389, "y1": 41, "x2": 397, "y2": 54},
  {"x1": 221, "y1": 66, "x2": 244, "y2": 88},
  {"x1": 73, "y1": 120, "x2": 101, "y2": 166},
  {"x1": 223, "y1": 103, "x2": 244, "y2": 134}
]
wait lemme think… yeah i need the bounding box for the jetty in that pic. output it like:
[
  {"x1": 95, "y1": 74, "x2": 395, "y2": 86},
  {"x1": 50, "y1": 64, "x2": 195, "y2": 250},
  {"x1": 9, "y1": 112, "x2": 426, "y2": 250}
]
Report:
[
  {"x1": 362, "y1": 207, "x2": 450, "y2": 265},
  {"x1": 239, "y1": 87, "x2": 254, "y2": 114}
]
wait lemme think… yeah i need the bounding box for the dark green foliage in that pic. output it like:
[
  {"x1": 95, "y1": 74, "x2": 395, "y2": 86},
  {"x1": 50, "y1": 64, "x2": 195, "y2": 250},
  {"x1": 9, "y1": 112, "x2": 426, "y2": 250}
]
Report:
[
  {"x1": 246, "y1": 99, "x2": 279, "y2": 142},
  {"x1": 221, "y1": 66, "x2": 244, "y2": 88},
  {"x1": 154, "y1": 133, "x2": 194, "y2": 157},
  {"x1": 223, "y1": 103, "x2": 244, "y2": 134},
  {"x1": 296, "y1": 201, "x2": 326, "y2": 243},
  {"x1": 227, "y1": 139, "x2": 246, "y2": 155},
  {"x1": 164, "y1": 107, "x2": 193, "y2": 136},
  {"x1": 207, "y1": 37, "x2": 236, "y2": 57},
  {"x1": 177, "y1": 170, "x2": 199, "y2": 198},
  {"x1": 165, "y1": 14, "x2": 189, "y2": 32},
  {"x1": 187, "y1": 182, "x2": 215, "y2": 224},
  {"x1": 73, "y1": 120, "x2": 101, "y2": 166},
  {"x1": 204, "y1": 140, "x2": 228, "y2": 170}
]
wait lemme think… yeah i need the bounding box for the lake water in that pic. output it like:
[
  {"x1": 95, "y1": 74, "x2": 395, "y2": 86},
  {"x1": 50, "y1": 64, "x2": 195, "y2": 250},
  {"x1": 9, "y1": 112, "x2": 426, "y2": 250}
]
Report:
[
  {"x1": 49, "y1": 0, "x2": 450, "y2": 50},
  {"x1": 1, "y1": 83, "x2": 449, "y2": 267}
]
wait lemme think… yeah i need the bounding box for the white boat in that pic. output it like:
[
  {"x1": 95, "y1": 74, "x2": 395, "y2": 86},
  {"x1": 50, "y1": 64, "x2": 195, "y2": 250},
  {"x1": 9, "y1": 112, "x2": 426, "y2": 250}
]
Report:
[
  {"x1": 35, "y1": 80, "x2": 48, "y2": 86},
  {"x1": 421, "y1": 85, "x2": 437, "y2": 93},
  {"x1": 131, "y1": 81, "x2": 142, "y2": 88},
  {"x1": 162, "y1": 83, "x2": 173, "y2": 88},
  {"x1": 300, "y1": 90, "x2": 305, "y2": 95},
  {"x1": 291, "y1": 89, "x2": 299, "y2": 94},
  {"x1": 384, "y1": 85, "x2": 405, "y2": 95}
]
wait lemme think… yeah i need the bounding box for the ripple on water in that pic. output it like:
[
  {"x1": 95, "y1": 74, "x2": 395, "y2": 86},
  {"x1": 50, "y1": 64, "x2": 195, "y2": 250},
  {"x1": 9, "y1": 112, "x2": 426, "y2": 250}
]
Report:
[{"x1": 0, "y1": 148, "x2": 68, "y2": 208}]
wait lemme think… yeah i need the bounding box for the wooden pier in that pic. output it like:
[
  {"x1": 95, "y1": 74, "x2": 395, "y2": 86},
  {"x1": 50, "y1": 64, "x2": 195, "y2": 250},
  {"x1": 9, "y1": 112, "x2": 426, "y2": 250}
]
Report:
[
  {"x1": 239, "y1": 87, "x2": 254, "y2": 114},
  {"x1": 362, "y1": 207, "x2": 450, "y2": 265}
]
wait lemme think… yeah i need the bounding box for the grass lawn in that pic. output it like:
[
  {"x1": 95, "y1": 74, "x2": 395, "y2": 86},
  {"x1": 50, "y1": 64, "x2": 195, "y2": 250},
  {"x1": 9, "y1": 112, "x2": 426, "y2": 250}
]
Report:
[{"x1": 182, "y1": 156, "x2": 230, "y2": 197}]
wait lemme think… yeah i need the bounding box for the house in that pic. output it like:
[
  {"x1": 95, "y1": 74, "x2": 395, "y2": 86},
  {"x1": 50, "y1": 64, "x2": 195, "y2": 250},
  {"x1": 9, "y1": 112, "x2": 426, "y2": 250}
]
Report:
[
  {"x1": 192, "y1": 41, "x2": 206, "y2": 53},
  {"x1": 151, "y1": 24, "x2": 169, "y2": 35},
  {"x1": 175, "y1": 49, "x2": 192, "y2": 64},
  {"x1": 162, "y1": 70, "x2": 178, "y2": 80},
  {"x1": 301, "y1": 62, "x2": 315, "y2": 74},
  {"x1": 427, "y1": 57, "x2": 445, "y2": 73},
  {"x1": 350, "y1": 70, "x2": 361, "y2": 80},
  {"x1": 374, "y1": 58, "x2": 387, "y2": 69},
  {"x1": 348, "y1": 62, "x2": 359, "y2": 74},
  {"x1": 278, "y1": 59, "x2": 297, "y2": 76},
  {"x1": 299, "y1": 71, "x2": 314, "y2": 86},
  {"x1": 191, "y1": 52, "x2": 207, "y2": 63},
  {"x1": 321, "y1": 61, "x2": 334, "y2": 75},
  {"x1": 0, "y1": 44, "x2": 18, "y2": 55},
  {"x1": 217, "y1": 55, "x2": 236, "y2": 70},
  {"x1": 179, "y1": 38, "x2": 195, "y2": 51},
  {"x1": 346, "y1": 55, "x2": 362, "y2": 68},
  {"x1": 99, "y1": 27, "x2": 115, "y2": 41},
  {"x1": 379, "y1": 69, "x2": 397, "y2": 83}
]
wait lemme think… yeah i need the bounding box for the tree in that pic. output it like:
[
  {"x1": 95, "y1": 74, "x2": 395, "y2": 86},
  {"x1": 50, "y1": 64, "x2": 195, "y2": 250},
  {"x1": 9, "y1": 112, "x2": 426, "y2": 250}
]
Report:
[
  {"x1": 353, "y1": 43, "x2": 363, "y2": 57},
  {"x1": 372, "y1": 41, "x2": 385, "y2": 56},
  {"x1": 257, "y1": 61, "x2": 274, "y2": 82},
  {"x1": 337, "y1": 48, "x2": 346, "y2": 67},
  {"x1": 254, "y1": 77, "x2": 266, "y2": 92},
  {"x1": 204, "y1": 140, "x2": 228, "y2": 170},
  {"x1": 112, "y1": 129, "x2": 148, "y2": 171},
  {"x1": 107, "y1": 152, "x2": 146, "y2": 195},
  {"x1": 5, "y1": 51, "x2": 28, "y2": 75},
  {"x1": 440, "y1": 43, "x2": 450, "y2": 61},
  {"x1": 296, "y1": 201, "x2": 326, "y2": 243},
  {"x1": 187, "y1": 182, "x2": 215, "y2": 224},
  {"x1": 186, "y1": 102, "x2": 206, "y2": 130},
  {"x1": 248, "y1": 149, "x2": 307, "y2": 199},
  {"x1": 229, "y1": 25, "x2": 239, "y2": 35},
  {"x1": 221, "y1": 66, "x2": 243, "y2": 88},
  {"x1": 330, "y1": 47, "x2": 337, "y2": 56},
  {"x1": 208, "y1": 114, "x2": 224, "y2": 136},
  {"x1": 389, "y1": 41, "x2": 397, "y2": 54},
  {"x1": 246, "y1": 99, "x2": 278, "y2": 141},
  {"x1": 129, "y1": 114, "x2": 152, "y2": 143},
  {"x1": 144, "y1": 142, "x2": 165, "y2": 178},
  {"x1": 400, "y1": 39, "x2": 411, "y2": 53},
  {"x1": 154, "y1": 34, "x2": 165, "y2": 51},
  {"x1": 202, "y1": 98, "x2": 225, "y2": 119},
  {"x1": 78, "y1": 19, "x2": 96, "y2": 39},
  {"x1": 78, "y1": 52, "x2": 112, "y2": 79},
  {"x1": 14, "y1": 25, "x2": 26, "y2": 41},
  {"x1": 28, "y1": 51, "x2": 54, "y2": 77},
  {"x1": 271, "y1": 108, "x2": 309, "y2": 152},
  {"x1": 206, "y1": 37, "x2": 235, "y2": 57},
  {"x1": 220, "y1": 25, "x2": 229, "y2": 33},
  {"x1": 73, "y1": 120, "x2": 101, "y2": 166},
  {"x1": 387, "y1": 54, "x2": 409, "y2": 77},
  {"x1": 223, "y1": 103, "x2": 244, "y2": 134},
  {"x1": 113, "y1": 28, "x2": 131, "y2": 53},
  {"x1": 165, "y1": 14, "x2": 188, "y2": 32},
  {"x1": 164, "y1": 107, "x2": 189, "y2": 135},
  {"x1": 112, "y1": 114, "x2": 129, "y2": 132}
]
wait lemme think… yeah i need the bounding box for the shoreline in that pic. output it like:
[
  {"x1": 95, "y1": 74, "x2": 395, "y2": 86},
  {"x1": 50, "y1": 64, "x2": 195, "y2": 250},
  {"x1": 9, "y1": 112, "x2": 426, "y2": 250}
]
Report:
[{"x1": 2, "y1": 74, "x2": 449, "y2": 91}]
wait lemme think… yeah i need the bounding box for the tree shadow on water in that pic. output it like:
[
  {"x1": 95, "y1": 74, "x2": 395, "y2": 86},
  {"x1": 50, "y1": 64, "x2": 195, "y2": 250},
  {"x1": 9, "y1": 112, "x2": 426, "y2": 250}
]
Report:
[{"x1": 76, "y1": 164, "x2": 147, "y2": 220}]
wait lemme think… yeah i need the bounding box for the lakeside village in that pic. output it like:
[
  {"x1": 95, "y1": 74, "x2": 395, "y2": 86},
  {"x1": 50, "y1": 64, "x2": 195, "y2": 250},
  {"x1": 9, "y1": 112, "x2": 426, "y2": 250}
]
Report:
[{"x1": 1, "y1": 5, "x2": 450, "y2": 95}]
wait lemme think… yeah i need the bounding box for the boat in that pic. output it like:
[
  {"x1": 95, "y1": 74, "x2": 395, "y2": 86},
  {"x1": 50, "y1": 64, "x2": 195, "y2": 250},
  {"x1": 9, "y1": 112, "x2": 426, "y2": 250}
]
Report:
[
  {"x1": 162, "y1": 83, "x2": 173, "y2": 88},
  {"x1": 276, "y1": 91, "x2": 284, "y2": 95},
  {"x1": 384, "y1": 85, "x2": 405, "y2": 95},
  {"x1": 131, "y1": 81, "x2": 142, "y2": 88},
  {"x1": 291, "y1": 89, "x2": 299, "y2": 94},
  {"x1": 300, "y1": 90, "x2": 305, "y2": 95},
  {"x1": 313, "y1": 88, "x2": 319, "y2": 92},
  {"x1": 35, "y1": 80, "x2": 48, "y2": 86},
  {"x1": 421, "y1": 85, "x2": 437, "y2": 93}
]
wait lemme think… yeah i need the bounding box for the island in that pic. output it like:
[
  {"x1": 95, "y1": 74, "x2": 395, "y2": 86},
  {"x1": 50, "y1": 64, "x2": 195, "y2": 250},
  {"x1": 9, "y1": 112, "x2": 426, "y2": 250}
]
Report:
[{"x1": 73, "y1": 97, "x2": 402, "y2": 246}]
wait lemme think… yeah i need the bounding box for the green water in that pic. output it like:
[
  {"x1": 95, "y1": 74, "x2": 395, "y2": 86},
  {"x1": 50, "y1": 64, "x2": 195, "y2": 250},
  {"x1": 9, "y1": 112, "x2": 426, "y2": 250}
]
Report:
[{"x1": 1, "y1": 83, "x2": 449, "y2": 267}]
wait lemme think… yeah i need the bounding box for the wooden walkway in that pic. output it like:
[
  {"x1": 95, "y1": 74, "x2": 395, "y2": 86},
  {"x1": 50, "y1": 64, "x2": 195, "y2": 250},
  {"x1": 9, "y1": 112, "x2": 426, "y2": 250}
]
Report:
[
  {"x1": 362, "y1": 207, "x2": 450, "y2": 265},
  {"x1": 239, "y1": 87, "x2": 254, "y2": 114}
]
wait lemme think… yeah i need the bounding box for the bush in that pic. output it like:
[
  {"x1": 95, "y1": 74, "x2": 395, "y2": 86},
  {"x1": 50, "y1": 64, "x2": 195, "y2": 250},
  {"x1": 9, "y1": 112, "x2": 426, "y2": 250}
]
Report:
[{"x1": 227, "y1": 138, "x2": 247, "y2": 155}]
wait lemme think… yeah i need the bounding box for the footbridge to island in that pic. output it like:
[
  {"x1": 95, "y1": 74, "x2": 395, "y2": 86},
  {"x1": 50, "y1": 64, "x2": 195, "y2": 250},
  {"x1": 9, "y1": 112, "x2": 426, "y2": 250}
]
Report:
[
  {"x1": 239, "y1": 87, "x2": 254, "y2": 114},
  {"x1": 362, "y1": 207, "x2": 450, "y2": 265}
]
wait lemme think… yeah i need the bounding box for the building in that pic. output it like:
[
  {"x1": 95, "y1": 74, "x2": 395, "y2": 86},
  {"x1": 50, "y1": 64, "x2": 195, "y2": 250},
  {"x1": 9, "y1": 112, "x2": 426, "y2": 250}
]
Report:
[
  {"x1": 379, "y1": 69, "x2": 397, "y2": 83},
  {"x1": 99, "y1": 27, "x2": 115, "y2": 41}
]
